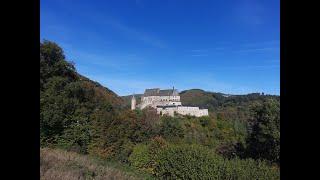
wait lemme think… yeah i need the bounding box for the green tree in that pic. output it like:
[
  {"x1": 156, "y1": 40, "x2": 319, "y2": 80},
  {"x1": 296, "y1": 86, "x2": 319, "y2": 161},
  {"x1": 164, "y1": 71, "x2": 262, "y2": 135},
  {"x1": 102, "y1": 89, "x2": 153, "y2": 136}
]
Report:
[
  {"x1": 245, "y1": 99, "x2": 280, "y2": 164},
  {"x1": 159, "y1": 116, "x2": 184, "y2": 141}
]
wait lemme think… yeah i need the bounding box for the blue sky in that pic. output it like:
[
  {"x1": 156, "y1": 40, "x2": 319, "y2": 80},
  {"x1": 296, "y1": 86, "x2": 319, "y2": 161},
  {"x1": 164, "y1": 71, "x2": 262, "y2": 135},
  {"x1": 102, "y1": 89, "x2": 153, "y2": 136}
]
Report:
[{"x1": 41, "y1": 0, "x2": 280, "y2": 96}]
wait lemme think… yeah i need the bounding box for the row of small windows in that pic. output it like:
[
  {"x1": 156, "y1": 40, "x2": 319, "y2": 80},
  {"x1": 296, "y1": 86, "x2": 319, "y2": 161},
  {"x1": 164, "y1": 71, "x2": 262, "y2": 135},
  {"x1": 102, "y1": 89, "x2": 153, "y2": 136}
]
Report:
[
  {"x1": 160, "y1": 99, "x2": 178, "y2": 101},
  {"x1": 144, "y1": 99, "x2": 179, "y2": 102}
]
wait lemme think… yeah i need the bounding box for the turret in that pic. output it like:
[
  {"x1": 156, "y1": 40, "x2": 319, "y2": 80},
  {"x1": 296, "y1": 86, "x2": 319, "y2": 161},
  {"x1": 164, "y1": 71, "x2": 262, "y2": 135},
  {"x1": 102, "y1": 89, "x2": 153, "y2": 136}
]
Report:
[{"x1": 131, "y1": 95, "x2": 136, "y2": 110}]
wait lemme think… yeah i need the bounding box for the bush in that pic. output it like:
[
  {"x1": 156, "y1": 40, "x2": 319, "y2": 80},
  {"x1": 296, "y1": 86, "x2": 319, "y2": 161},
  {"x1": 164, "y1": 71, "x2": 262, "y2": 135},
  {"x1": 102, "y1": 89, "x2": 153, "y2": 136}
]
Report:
[
  {"x1": 159, "y1": 116, "x2": 184, "y2": 141},
  {"x1": 148, "y1": 136, "x2": 168, "y2": 155},
  {"x1": 154, "y1": 145, "x2": 224, "y2": 179},
  {"x1": 128, "y1": 144, "x2": 151, "y2": 170},
  {"x1": 129, "y1": 136, "x2": 168, "y2": 174},
  {"x1": 223, "y1": 158, "x2": 280, "y2": 180},
  {"x1": 153, "y1": 144, "x2": 279, "y2": 180}
]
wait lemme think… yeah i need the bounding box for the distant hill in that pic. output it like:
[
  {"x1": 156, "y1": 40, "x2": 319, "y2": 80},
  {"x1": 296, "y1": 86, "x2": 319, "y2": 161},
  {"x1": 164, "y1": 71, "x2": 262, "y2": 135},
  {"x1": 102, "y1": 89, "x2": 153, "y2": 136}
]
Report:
[
  {"x1": 180, "y1": 89, "x2": 279, "y2": 110},
  {"x1": 179, "y1": 89, "x2": 222, "y2": 109},
  {"x1": 180, "y1": 89, "x2": 279, "y2": 122}
]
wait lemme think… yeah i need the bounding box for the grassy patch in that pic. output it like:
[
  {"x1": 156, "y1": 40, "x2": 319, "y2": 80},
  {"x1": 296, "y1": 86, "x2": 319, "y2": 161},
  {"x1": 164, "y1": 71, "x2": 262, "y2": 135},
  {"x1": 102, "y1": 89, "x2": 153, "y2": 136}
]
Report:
[{"x1": 40, "y1": 147, "x2": 153, "y2": 180}]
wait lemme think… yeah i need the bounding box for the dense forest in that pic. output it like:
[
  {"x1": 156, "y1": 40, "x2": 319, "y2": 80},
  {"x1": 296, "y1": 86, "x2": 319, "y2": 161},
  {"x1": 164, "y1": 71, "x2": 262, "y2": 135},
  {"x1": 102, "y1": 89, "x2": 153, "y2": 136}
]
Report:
[{"x1": 40, "y1": 40, "x2": 280, "y2": 179}]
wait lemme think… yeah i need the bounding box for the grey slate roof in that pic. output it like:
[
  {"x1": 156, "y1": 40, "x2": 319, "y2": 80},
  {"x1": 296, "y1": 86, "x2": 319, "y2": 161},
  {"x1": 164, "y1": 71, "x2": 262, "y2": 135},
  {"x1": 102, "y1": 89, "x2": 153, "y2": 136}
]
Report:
[
  {"x1": 144, "y1": 88, "x2": 179, "y2": 96},
  {"x1": 144, "y1": 88, "x2": 160, "y2": 96}
]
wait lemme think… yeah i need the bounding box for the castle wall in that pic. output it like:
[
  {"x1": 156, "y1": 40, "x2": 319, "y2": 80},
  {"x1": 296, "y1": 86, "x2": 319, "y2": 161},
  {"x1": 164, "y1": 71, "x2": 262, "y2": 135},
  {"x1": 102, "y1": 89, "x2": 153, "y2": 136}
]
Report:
[
  {"x1": 140, "y1": 95, "x2": 181, "y2": 109},
  {"x1": 141, "y1": 95, "x2": 180, "y2": 103},
  {"x1": 156, "y1": 107, "x2": 177, "y2": 117},
  {"x1": 156, "y1": 106, "x2": 209, "y2": 117}
]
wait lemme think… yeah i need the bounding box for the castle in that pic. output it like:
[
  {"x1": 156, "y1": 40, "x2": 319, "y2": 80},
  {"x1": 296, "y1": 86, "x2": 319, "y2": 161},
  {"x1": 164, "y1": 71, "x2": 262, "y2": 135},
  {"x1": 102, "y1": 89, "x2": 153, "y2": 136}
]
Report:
[{"x1": 131, "y1": 87, "x2": 209, "y2": 117}]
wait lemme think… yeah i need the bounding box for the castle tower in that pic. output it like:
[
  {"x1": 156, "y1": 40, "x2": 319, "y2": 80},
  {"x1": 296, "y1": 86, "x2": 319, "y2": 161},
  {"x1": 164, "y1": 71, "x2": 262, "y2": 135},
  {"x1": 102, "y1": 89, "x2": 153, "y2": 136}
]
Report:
[{"x1": 131, "y1": 95, "x2": 136, "y2": 110}]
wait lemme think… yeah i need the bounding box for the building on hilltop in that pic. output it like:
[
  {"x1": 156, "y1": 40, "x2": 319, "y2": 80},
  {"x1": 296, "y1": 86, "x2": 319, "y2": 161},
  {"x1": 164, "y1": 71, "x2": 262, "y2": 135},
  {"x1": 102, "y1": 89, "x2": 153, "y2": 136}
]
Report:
[{"x1": 131, "y1": 87, "x2": 208, "y2": 117}]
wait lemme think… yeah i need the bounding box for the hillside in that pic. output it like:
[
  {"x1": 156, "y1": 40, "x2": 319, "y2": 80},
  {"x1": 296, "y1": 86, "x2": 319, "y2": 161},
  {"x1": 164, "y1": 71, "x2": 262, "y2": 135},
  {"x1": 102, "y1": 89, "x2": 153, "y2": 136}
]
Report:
[
  {"x1": 179, "y1": 89, "x2": 222, "y2": 109},
  {"x1": 40, "y1": 148, "x2": 151, "y2": 180},
  {"x1": 180, "y1": 89, "x2": 279, "y2": 121},
  {"x1": 180, "y1": 89, "x2": 279, "y2": 110},
  {"x1": 77, "y1": 74, "x2": 124, "y2": 107},
  {"x1": 40, "y1": 41, "x2": 123, "y2": 108},
  {"x1": 40, "y1": 40, "x2": 125, "y2": 153}
]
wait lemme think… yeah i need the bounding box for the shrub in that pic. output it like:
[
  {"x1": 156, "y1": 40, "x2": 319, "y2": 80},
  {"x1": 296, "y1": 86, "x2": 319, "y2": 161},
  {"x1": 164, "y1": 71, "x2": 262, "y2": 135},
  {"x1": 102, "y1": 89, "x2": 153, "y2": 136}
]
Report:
[
  {"x1": 198, "y1": 116, "x2": 211, "y2": 127},
  {"x1": 148, "y1": 136, "x2": 168, "y2": 155},
  {"x1": 128, "y1": 144, "x2": 151, "y2": 170},
  {"x1": 129, "y1": 137, "x2": 168, "y2": 174},
  {"x1": 154, "y1": 145, "x2": 224, "y2": 179},
  {"x1": 159, "y1": 116, "x2": 184, "y2": 141},
  {"x1": 116, "y1": 140, "x2": 135, "y2": 163},
  {"x1": 153, "y1": 144, "x2": 279, "y2": 180},
  {"x1": 223, "y1": 158, "x2": 280, "y2": 180}
]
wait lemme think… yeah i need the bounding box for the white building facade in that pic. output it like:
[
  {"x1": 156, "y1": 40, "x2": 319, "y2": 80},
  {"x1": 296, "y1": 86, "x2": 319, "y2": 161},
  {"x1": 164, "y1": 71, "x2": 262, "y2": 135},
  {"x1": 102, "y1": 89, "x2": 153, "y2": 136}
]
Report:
[{"x1": 131, "y1": 88, "x2": 208, "y2": 117}]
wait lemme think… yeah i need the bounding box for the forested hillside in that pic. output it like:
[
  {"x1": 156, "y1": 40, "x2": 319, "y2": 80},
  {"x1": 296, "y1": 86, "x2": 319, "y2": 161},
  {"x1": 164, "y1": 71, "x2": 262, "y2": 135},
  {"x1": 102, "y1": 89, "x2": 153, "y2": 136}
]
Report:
[
  {"x1": 40, "y1": 40, "x2": 125, "y2": 154},
  {"x1": 40, "y1": 40, "x2": 280, "y2": 179},
  {"x1": 180, "y1": 89, "x2": 279, "y2": 122}
]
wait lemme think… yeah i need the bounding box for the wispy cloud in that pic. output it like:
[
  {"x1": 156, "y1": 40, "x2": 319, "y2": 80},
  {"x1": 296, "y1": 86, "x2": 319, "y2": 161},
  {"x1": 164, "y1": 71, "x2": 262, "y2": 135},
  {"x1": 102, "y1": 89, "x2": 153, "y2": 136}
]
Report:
[
  {"x1": 50, "y1": 0, "x2": 166, "y2": 49},
  {"x1": 212, "y1": 47, "x2": 225, "y2": 51},
  {"x1": 102, "y1": 18, "x2": 167, "y2": 49},
  {"x1": 191, "y1": 54, "x2": 208, "y2": 57},
  {"x1": 210, "y1": 64, "x2": 279, "y2": 71},
  {"x1": 241, "y1": 40, "x2": 279, "y2": 48},
  {"x1": 188, "y1": 40, "x2": 279, "y2": 55},
  {"x1": 190, "y1": 49, "x2": 209, "y2": 57},
  {"x1": 64, "y1": 48, "x2": 146, "y2": 72},
  {"x1": 234, "y1": 47, "x2": 279, "y2": 53},
  {"x1": 191, "y1": 49, "x2": 208, "y2": 52}
]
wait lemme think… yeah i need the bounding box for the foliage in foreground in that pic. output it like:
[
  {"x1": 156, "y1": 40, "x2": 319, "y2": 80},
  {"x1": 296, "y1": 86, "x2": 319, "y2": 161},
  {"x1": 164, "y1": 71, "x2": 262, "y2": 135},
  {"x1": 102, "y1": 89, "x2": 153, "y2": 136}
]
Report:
[{"x1": 129, "y1": 144, "x2": 279, "y2": 180}]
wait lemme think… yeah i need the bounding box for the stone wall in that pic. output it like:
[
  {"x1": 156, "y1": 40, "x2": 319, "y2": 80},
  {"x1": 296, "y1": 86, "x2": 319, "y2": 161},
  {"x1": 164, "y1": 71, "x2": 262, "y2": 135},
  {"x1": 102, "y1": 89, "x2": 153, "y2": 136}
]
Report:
[
  {"x1": 156, "y1": 106, "x2": 209, "y2": 117},
  {"x1": 141, "y1": 95, "x2": 180, "y2": 103},
  {"x1": 140, "y1": 95, "x2": 181, "y2": 109}
]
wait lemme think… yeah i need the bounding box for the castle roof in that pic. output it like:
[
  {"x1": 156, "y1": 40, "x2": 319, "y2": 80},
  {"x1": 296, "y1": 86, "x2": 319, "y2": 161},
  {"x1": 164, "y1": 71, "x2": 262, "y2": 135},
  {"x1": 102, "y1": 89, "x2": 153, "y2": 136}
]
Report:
[{"x1": 144, "y1": 88, "x2": 179, "y2": 96}]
